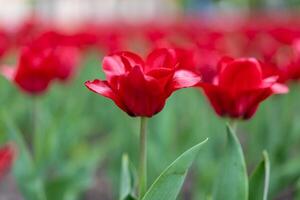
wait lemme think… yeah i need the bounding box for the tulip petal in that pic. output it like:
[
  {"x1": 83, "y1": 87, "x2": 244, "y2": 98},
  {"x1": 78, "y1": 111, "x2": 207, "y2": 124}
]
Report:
[
  {"x1": 146, "y1": 48, "x2": 177, "y2": 72},
  {"x1": 85, "y1": 79, "x2": 129, "y2": 114},
  {"x1": 103, "y1": 55, "x2": 127, "y2": 77},
  {"x1": 118, "y1": 66, "x2": 165, "y2": 117},
  {"x1": 219, "y1": 58, "x2": 263, "y2": 90},
  {"x1": 263, "y1": 76, "x2": 279, "y2": 83},
  {"x1": 0, "y1": 143, "x2": 15, "y2": 177},
  {"x1": 200, "y1": 83, "x2": 275, "y2": 119},
  {"x1": 0, "y1": 65, "x2": 16, "y2": 81},
  {"x1": 200, "y1": 84, "x2": 227, "y2": 117},
  {"x1": 146, "y1": 68, "x2": 174, "y2": 88},
  {"x1": 261, "y1": 76, "x2": 289, "y2": 94},
  {"x1": 217, "y1": 56, "x2": 234, "y2": 72},
  {"x1": 171, "y1": 70, "x2": 201, "y2": 90},
  {"x1": 239, "y1": 88, "x2": 273, "y2": 119},
  {"x1": 85, "y1": 79, "x2": 115, "y2": 98},
  {"x1": 270, "y1": 83, "x2": 289, "y2": 94},
  {"x1": 103, "y1": 51, "x2": 144, "y2": 79}
]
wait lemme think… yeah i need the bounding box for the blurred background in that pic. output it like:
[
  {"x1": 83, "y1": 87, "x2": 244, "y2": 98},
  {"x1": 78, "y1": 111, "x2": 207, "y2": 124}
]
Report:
[
  {"x1": 1, "y1": 0, "x2": 300, "y2": 27},
  {"x1": 0, "y1": 0, "x2": 300, "y2": 200}
]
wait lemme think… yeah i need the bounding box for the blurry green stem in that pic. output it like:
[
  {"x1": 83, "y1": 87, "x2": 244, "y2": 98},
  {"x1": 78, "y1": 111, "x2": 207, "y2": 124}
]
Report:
[
  {"x1": 229, "y1": 119, "x2": 238, "y2": 132},
  {"x1": 31, "y1": 96, "x2": 39, "y2": 159},
  {"x1": 138, "y1": 117, "x2": 148, "y2": 199},
  {"x1": 32, "y1": 97, "x2": 38, "y2": 153},
  {"x1": 31, "y1": 97, "x2": 47, "y2": 200}
]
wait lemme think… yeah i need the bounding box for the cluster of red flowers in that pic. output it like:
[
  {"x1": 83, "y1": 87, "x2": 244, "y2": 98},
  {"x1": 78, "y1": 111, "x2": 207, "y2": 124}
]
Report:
[
  {"x1": 0, "y1": 14, "x2": 296, "y2": 118},
  {"x1": 1, "y1": 31, "x2": 80, "y2": 94}
]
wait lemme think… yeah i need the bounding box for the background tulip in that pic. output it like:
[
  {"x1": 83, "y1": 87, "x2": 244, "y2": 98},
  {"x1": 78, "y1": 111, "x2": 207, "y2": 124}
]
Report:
[
  {"x1": 200, "y1": 57, "x2": 289, "y2": 119},
  {"x1": 0, "y1": 144, "x2": 15, "y2": 178},
  {"x1": 0, "y1": 29, "x2": 10, "y2": 60},
  {"x1": 0, "y1": 32, "x2": 80, "y2": 95}
]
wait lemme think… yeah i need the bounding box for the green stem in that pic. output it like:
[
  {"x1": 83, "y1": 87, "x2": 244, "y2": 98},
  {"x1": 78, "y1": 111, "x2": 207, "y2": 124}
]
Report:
[
  {"x1": 263, "y1": 151, "x2": 270, "y2": 200},
  {"x1": 229, "y1": 119, "x2": 238, "y2": 132},
  {"x1": 32, "y1": 97, "x2": 38, "y2": 158},
  {"x1": 138, "y1": 117, "x2": 148, "y2": 199},
  {"x1": 31, "y1": 97, "x2": 47, "y2": 200}
]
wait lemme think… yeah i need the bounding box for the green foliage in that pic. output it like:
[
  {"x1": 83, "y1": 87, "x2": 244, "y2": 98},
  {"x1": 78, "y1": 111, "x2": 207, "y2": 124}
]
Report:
[
  {"x1": 142, "y1": 139, "x2": 208, "y2": 200},
  {"x1": 213, "y1": 125, "x2": 248, "y2": 200},
  {"x1": 0, "y1": 53, "x2": 299, "y2": 199},
  {"x1": 249, "y1": 151, "x2": 270, "y2": 200},
  {"x1": 120, "y1": 154, "x2": 136, "y2": 200}
]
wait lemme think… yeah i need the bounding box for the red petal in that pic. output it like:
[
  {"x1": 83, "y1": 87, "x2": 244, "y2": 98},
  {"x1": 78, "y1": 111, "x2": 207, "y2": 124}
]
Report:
[
  {"x1": 146, "y1": 68, "x2": 174, "y2": 89},
  {"x1": 200, "y1": 83, "x2": 274, "y2": 119},
  {"x1": 145, "y1": 48, "x2": 177, "y2": 72},
  {"x1": 171, "y1": 69, "x2": 201, "y2": 90},
  {"x1": 0, "y1": 143, "x2": 15, "y2": 177},
  {"x1": 219, "y1": 58, "x2": 263, "y2": 90},
  {"x1": 270, "y1": 83, "x2": 289, "y2": 94},
  {"x1": 103, "y1": 51, "x2": 144, "y2": 79},
  {"x1": 217, "y1": 56, "x2": 234, "y2": 72},
  {"x1": 118, "y1": 66, "x2": 166, "y2": 117},
  {"x1": 85, "y1": 79, "x2": 115, "y2": 98},
  {"x1": 146, "y1": 68, "x2": 173, "y2": 78},
  {"x1": 85, "y1": 79, "x2": 128, "y2": 113},
  {"x1": 200, "y1": 84, "x2": 227, "y2": 117},
  {"x1": 0, "y1": 65, "x2": 16, "y2": 81}
]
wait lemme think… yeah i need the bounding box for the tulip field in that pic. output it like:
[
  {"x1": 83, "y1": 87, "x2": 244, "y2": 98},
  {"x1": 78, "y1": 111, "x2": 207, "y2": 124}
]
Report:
[{"x1": 1, "y1": 1, "x2": 300, "y2": 200}]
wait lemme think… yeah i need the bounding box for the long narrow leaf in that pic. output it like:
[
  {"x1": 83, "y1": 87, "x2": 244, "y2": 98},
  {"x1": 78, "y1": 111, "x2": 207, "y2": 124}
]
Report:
[
  {"x1": 120, "y1": 154, "x2": 136, "y2": 200},
  {"x1": 142, "y1": 138, "x2": 208, "y2": 200},
  {"x1": 213, "y1": 125, "x2": 248, "y2": 200},
  {"x1": 249, "y1": 151, "x2": 270, "y2": 200}
]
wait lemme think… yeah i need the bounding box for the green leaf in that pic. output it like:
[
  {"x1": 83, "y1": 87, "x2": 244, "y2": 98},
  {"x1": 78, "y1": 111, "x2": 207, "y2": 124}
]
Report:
[
  {"x1": 120, "y1": 154, "x2": 136, "y2": 200},
  {"x1": 213, "y1": 125, "x2": 248, "y2": 200},
  {"x1": 249, "y1": 151, "x2": 270, "y2": 200},
  {"x1": 124, "y1": 195, "x2": 137, "y2": 200},
  {"x1": 296, "y1": 178, "x2": 300, "y2": 199},
  {"x1": 142, "y1": 138, "x2": 208, "y2": 200},
  {"x1": 3, "y1": 113, "x2": 47, "y2": 200}
]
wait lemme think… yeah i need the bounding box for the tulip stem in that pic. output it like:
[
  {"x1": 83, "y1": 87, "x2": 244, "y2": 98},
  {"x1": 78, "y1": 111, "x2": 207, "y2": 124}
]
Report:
[
  {"x1": 32, "y1": 97, "x2": 37, "y2": 152},
  {"x1": 31, "y1": 97, "x2": 47, "y2": 200},
  {"x1": 138, "y1": 117, "x2": 148, "y2": 199},
  {"x1": 229, "y1": 119, "x2": 238, "y2": 132}
]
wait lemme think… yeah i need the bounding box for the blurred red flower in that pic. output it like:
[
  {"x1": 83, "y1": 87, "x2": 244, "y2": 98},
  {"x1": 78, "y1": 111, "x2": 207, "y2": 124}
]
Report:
[
  {"x1": 199, "y1": 57, "x2": 288, "y2": 119},
  {"x1": 284, "y1": 40, "x2": 300, "y2": 81},
  {"x1": 0, "y1": 29, "x2": 10, "y2": 60},
  {"x1": 85, "y1": 48, "x2": 201, "y2": 117},
  {"x1": 259, "y1": 39, "x2": 300, "y2": 83},
  {"x1": 1, "y1": 32, "x2": 80, "y2": 95},
  {"x1": 0, "y1": 143, "x2": 15, "y2": 178}
]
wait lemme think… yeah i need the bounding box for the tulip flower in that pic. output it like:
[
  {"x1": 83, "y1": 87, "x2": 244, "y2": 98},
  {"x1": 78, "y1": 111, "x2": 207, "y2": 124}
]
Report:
[
  {"x1": 85, "y1": 48, "x2": 201, "y2": 117},
  {"x1": 0, "y1": 29, "x2": 10, "y2": 60},
  {"x1": 0, "y1": 143, "x2": 15, "y2": 178},
  {"x1": 199, "y1": 57, "x2": 288, "y2": 120},
  {"x1": 86, "y1": 48, "x2": 201, "y2": 198},
  {"x1": 284, "y1": 40, "x2": 300, "y2": 81},
  {"x1": 1, "y1": 32, "x2": 79, "y2": 95}
]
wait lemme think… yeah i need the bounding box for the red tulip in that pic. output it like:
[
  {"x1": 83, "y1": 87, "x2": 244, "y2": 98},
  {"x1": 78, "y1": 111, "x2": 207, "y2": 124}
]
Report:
[
  {"x1": 173, "y1": 47, "x2": 221, "y2": 83},
  {"x1": 0, "y1": 29, "x2": 10, "y2": 60},
  {"x1": 13, "y1": 17, "x2": 43, "y2": 47},
  {"x1": 1, "y1": 32, "x2": 79, "y2": 95},
  {"x1": 281, "y1": 40, "x2": 300, "y2": 81},
  {"x1": 0, "y1": 143, "x2": 15, "y2": 178},
  {"x1": 199, "y1": 57, "x2": 288, "y2": 119},
  {"x1": 85, "y1": 48, "x2": 201, "y2": 117}
]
